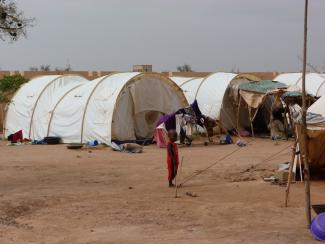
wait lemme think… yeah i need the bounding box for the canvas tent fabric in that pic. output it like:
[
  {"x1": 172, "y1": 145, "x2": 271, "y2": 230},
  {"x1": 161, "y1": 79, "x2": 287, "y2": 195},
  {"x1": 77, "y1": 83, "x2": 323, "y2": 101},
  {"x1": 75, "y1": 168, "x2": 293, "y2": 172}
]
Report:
[
  {"x1": 5, "y1": 73, "x2": 187, "y2": 145},
  {"x1": 290, "y1": 95, "x2": 325, "y2": 166},
  {"x1": 180, "y1": 77, "x2": 204, "y2": 105},
  {"x1": 283, "y1": 91, "x2": 303, "y2": 98},
  {"x1": 4, "y1": 75, "x2": 88, "y2": 139},
  {"x1": 48, "y1": 72, "x2": 187, "y2": 145},
  {"x1": 274, "y1": 73, "x2": 325, "y2": 97},
  {"x1": 273, "y1": 73, "x2": 302, "y2": 87},
  {"x1": 239, "y1": 80, "x2": 287, "y2": 94},
  {"x1": 170, "y1": 73, "x2": 260, "y2": 130},
  {"x1": 169, "y1": 76, "x2": 195, "y2": 87},
  {"x1": 307, "y1": 95, "x2": 325, "y2": 130},
  {"x1": 238, "y1": 80, "x2": 287, "y2": 109}
]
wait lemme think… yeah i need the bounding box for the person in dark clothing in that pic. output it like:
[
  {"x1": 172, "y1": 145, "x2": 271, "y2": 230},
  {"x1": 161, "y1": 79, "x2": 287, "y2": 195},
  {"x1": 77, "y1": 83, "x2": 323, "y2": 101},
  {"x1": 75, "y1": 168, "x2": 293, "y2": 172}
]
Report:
[
  {"x1": 203, "y1": 116, "x2": 217, "y2": 142},
  {"x1": 166, "y1": 130, "x2": 179, "y2": 187}
]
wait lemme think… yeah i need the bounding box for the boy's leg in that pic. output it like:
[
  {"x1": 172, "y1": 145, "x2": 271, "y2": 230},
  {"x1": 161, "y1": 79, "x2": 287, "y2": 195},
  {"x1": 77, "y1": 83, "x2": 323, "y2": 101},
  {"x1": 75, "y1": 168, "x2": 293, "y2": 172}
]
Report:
[{"x1": 169, "y1": 179, "x2": 175, "y2": 187}]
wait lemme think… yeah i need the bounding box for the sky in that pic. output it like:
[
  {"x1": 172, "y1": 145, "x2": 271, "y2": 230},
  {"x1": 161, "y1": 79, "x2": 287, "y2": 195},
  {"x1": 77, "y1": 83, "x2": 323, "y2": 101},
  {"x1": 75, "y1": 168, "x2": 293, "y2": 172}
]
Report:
[{"x1": 0, "y1": 0, "x2": 324, "y2": 72}]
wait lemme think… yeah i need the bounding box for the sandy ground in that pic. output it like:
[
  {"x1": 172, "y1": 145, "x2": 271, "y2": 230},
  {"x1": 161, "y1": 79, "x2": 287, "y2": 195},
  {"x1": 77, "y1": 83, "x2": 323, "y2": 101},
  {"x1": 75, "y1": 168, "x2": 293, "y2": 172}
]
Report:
[{"x1": 0, "y1": 138, "x2": 323, "y2": 244}]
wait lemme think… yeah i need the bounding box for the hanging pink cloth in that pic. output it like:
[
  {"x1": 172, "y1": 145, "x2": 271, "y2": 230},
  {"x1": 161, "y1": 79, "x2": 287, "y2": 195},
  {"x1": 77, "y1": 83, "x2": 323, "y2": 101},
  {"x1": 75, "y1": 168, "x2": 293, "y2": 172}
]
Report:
[{"x1": 154, "y1": 123, "x2": 168, "y2": 148}]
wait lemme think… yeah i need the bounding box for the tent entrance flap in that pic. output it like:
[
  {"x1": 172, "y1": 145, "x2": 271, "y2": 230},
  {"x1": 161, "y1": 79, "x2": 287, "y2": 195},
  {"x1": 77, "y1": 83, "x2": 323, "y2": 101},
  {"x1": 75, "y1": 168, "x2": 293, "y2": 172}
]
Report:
[
  {"x1": 134, "y1": 110, "x2": 164, "y2": 139},
  {"x1": 111, "y1": 74, "x2": 186, "y2": 143},
  {"x1": 237, "y1": 91, "x2": 273, "y2": 135},
  {"x1": 239, "y1": 90, "x2": 266, "y2": 109}
]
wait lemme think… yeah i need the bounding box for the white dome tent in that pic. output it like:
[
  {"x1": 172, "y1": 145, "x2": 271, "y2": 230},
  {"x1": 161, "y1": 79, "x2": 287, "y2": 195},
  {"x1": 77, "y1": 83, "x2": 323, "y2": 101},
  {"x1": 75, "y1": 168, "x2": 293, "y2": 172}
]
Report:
[
  {"x1": 169, "y1": 76, "x2": 195, "y2": 87},
  {"x1": 170, "y1": 72, "x2": 259, "y2": 130},
  {"x1": 48, "y1": 72, "x2": 187, "y2": 145},
  {"x1": 5, "y1": 75, "x2": 88, "y2": 139},
  {"x1": 274, "y1": 72, "x2": 325, "y2": 97}
]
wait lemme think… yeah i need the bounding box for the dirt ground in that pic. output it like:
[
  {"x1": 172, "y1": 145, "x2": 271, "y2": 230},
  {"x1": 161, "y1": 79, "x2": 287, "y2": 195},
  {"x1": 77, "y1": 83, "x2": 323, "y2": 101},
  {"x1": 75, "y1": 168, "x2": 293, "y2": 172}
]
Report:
[{"x1": 0, "y1": 138, "x2": 323, "y2": 244}]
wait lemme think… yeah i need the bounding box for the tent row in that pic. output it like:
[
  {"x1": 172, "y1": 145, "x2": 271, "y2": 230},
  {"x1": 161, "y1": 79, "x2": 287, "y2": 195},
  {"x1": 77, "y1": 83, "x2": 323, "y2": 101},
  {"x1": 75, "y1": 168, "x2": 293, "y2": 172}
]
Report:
[
  {"x1": 171, "y1": 72, "x2": 325, "y2": 135},
  {"x1": 4, "y1": 73, "x2": 187, "y2": 145},
  {"x1": 170, "y1": 72, "x2": 261, "y2": 132},
  {"x1": 5, "y1": 71, "x2": 325, "y2": 145},
  {"x1": 274, "y1": 72, "x2": 325, "y2": 97}
]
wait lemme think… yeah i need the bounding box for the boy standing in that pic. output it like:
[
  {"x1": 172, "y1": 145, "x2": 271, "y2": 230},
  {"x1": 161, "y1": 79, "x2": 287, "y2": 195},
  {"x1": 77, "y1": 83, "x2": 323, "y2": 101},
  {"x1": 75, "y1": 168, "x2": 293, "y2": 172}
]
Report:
[{"x1": 167, "y1": 130, "x2": 179, "y2": 187}]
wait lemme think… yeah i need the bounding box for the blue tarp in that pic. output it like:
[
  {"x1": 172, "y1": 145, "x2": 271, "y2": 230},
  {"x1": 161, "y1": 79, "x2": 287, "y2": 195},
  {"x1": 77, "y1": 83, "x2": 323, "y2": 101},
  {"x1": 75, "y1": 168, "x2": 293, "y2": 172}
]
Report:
[{"x1": 239, "y1": 80, "x2": 287, "y2": 94}]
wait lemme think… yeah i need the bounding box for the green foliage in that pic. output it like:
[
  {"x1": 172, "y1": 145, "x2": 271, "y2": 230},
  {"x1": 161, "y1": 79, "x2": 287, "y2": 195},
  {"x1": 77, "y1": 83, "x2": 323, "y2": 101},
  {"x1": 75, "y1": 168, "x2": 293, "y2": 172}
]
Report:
[
  {"x1": 0, "y1": 74, "x2": 28, "y2": 103},
  {"x1": 177, "y1": 64, "x2": 193, "y2": 72}
]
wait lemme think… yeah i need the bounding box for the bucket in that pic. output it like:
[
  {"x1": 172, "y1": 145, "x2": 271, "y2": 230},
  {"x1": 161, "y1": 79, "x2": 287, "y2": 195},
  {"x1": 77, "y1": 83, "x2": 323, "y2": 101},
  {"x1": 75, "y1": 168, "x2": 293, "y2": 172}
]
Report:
[{"x1": 311, "y1": 213, "x2": 325, "y2": 242}]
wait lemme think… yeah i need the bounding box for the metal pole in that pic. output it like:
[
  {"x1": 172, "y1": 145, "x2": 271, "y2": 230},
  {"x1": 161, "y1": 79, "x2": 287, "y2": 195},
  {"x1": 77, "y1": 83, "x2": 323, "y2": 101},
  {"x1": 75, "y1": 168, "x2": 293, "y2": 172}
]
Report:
[{"x1": 301, "y1": 0, "x2": 311, "y2": 228}]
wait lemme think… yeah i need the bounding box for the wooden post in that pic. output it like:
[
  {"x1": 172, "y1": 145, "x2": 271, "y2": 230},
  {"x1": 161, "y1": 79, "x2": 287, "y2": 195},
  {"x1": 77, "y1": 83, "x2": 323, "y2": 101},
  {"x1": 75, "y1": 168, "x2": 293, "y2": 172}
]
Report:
[
  {"x1": 248, "y1": 107, "x2": 254, "y2": 137},
  {"x1": 285, "y1": 139, "x2": 298, "y2": 207},
  {"x1": 236, "y1": 96, "x2": 242, "y2": 136},
  {"x1": 301, "y1": 0, "x2": 312, "y2": 228},
  {"x1": 252, "y1": 107, "x2": 259, "y2": 122},
  {"x1": 1, "y1": 105, "x2": 4, "y2": 140}
]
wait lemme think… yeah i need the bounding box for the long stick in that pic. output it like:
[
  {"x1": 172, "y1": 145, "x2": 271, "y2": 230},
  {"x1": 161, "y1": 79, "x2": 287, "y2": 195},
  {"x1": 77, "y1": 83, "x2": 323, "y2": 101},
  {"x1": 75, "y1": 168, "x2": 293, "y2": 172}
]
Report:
[
  {"x1": 285, "y1": 139, "x2": 298, "y2": 207},
  {"x1": 301, "y1": 0, "x2": 311, "y2": 228},
  {"x1": 175, "y1": 156, "x2": 184, "y2": 198},
  {"x1": 236, "y1": 95, "x2": 242, "y2": 136}
]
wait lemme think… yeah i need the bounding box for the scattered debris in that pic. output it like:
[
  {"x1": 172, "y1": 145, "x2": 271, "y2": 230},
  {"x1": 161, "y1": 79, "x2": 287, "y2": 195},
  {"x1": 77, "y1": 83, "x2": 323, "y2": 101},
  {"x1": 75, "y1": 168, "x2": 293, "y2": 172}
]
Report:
[
  {"x1": 86, "y1": 140, "x2": 99, "y2": 147},
  {"x1": 263, "y1": 162, "x2": 293, "y2": 185},
  {"x1": 236, "y1": 139, "x2": 247, "y2": 147},
  {"x1": 67, "y1": 143, "x2": 83, "y2": 150},
  {"x1": 111, "y1": 142, "x2": 143, "y2": 153},
  {"x1": 186, "y1": 192, "x2": 198, "y2": 197},
  {"x1": 219, "y1": 134, "x2": 233, "y2": 145},
  {"x1": 263, "y1": 176, "x2": 276, "y2": 182}
]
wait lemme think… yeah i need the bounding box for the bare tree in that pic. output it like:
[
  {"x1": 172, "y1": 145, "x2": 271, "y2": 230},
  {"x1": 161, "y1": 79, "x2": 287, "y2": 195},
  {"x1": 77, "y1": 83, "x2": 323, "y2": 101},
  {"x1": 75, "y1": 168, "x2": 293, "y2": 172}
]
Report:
[
  {"x1": 0, "y1": 0, "x2": 34, "y2": 41},
  {"x1": 29, "y1": 66, "x2": 38, "y2": 71},
  {"x1": 40, "y1": 65, "x2": 51, "y2": 71},
  {"x1": 55, "y1": 64, "x2": 72, "y2": 72},
  {"x1": 177, "y1": 64, "x2": 193, "y2": 72},
  {"x1": 298, "y1": 56, "x2": 325, "y2": 79}
]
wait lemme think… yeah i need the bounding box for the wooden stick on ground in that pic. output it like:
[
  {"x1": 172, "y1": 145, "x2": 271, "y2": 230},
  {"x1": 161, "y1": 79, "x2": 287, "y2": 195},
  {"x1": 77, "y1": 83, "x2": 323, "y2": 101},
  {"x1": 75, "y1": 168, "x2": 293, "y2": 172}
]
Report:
[
  {"x1": 175, "y1": 156, "x2": 184, "y2": 198},
  {"x1": 285, "y1": 139, "x2": 298, "y2": 207}
]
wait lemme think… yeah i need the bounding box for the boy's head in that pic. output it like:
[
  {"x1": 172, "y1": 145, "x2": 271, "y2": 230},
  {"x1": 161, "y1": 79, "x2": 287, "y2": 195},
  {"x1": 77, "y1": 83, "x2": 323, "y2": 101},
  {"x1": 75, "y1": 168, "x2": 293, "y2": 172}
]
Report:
[{"x1": 168, "y1": 130, "x2": 178, "y2": 142}]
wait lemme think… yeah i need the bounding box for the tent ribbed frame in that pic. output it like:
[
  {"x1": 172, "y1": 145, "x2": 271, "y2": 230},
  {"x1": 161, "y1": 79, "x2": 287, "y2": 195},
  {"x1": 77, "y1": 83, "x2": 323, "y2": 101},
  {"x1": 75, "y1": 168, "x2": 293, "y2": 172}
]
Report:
[
  {"x1": 274, "y1": 73, "x2": 325, "y2": 97},
  {"x1": 79, "y1": 73, "x2": 116, "y2": 143},
  {"x1": 27, "y1": 75, "x2": 85, "y2": 138},
  {"x1": 28, "y1": 75, "x2": 64, "y2": 138},
  {"x1": 193, "y1": 72, "x2": 260, "y2": 100},
  {"x1": 3, "y1": 81, "x2": 30, "y2": 137},
  {"x1": 4, "y1": 74, "x2": 87, "y2": 139},
  {"x1": 179, "y1": 77, "x2": 202, "y2": 88},
  {"x1": 46, "y1": 83, "x2": 85, "y2": 137},
  {"x1": 110, "y1": 72, "x2": 188, "y2": 141}
]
